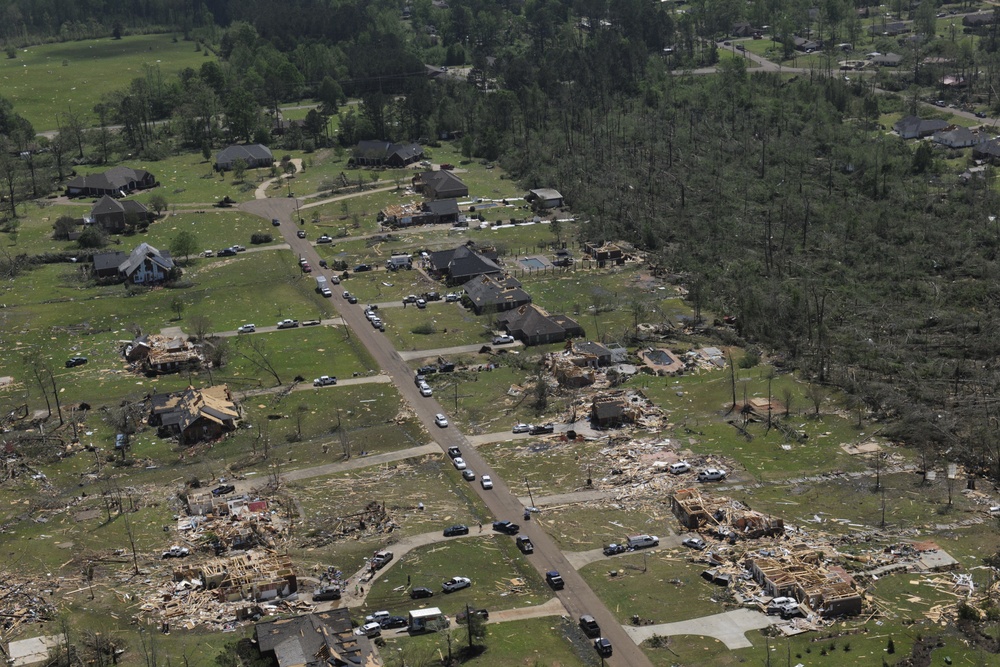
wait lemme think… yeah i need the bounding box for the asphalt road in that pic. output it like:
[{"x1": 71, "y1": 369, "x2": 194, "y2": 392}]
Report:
[{"x1": 246, "y1": 197, "x2": 655, "y2": 666}]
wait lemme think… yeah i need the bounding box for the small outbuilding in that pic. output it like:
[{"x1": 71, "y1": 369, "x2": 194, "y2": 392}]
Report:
[{"x1": 526, "y1": 188, "x2": 564, "y2": 209}]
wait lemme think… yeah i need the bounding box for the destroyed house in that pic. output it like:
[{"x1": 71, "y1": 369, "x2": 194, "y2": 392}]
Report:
[
  {"x1": 124, "y1": 333, "x2": 200, "y2": 374},
  {"x1": 174, "y1": 550, "x2": 297, "y2": 602},
  {"x1": 150, "y1": 385, "x2": 239, "y2": 444},
  {"x1": 497, "y1": 304, "x2": 584, "y2": 346},
  {"x1": 671, "y1": 488, "x2": 784, "y2": 538},
  {"x1": 747, "y1": 551, "x2": 862, "y2": 617},
  {"x1": 257, "y1": 609, "x2": 382, "y2": 667},
  {"x1": 462, "y1": 274, "x2": 532, "y2": 314},
  {"x1": 571, "y1": 341, "x2": 613, "y2": 366},
  {"x1": 380, "y1": 199, "x2": 460, "y2": 228},
  {"x1": 591, "y1": 398, "x2": 627, "y2": 427},
  {"x1": 428, "y1": 245, "x2": 502, "y2": 284},
  {"x1": 584, "y1": 242, "x2": 624, "y2": 264}
]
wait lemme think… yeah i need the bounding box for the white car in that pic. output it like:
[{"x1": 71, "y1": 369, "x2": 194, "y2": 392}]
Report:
[
  {"x1": 442, "y1": 576, "x2": 471, "y2": 593},
  {"x1": 698, "y1": 468, "x2": 727, "y2": 482},
  {"x1": 445, "y1": 293, "x2": 461, "y2": 302},
  {"x1": 492, "y1": 335, "x2": 515, "y2": 345},
  {"x1": 365, "y1": 611, "x2": 390, "y2": 624},
  {"x1": 237, "y1": 324, "x2": 256, "y2": 334},
  {"x1": 668, "y1": 461, "x2": 691, "y2": 475},
  {"x1": 202, "y1": 249, "x2": 214, "y2": 257},
  {"x1": 435, "y1": 414, "x2": 449, "y2": 428},
  {"x1": 512, "y1": 423, "x2": 530, "y2": 434},
  {"x1": 356, "y1": 622, "x2": 382, "y2": 638},
  {"x1": 480, "y1": 475, "x2": 493, "y2": 489},
  {"x1": 453, "y1": 457, "x2": 467, "y2": 470},
  {"x1": 419, "y1": 382, "x2": 433, "y2": 397}
]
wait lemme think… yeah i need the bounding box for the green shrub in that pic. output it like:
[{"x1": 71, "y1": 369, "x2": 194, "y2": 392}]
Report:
[
  {"x1": 412, "y1": 323, "x2": 438, "y2": 335},
  {"x1": 250, "y1": 232, "x2": 273, "y2": 244}
]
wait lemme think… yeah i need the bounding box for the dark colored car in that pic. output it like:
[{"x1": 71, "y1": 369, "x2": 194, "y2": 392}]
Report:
[
  {"x1": 410, "y1": 587, "x2": 434, "y2": 599},
  {"x1": 529, "y1": 423, "x2": 555, "y2": 435},
  {"x1": 546, "y1": 571, "x2": 565, "y2": 590},
  {"x1": 218, "y1": 247, "x2": 237, "y2": 257},
  {"x1": 603, "y1": 543, "x2": 628, "y2": 556},
  {"x1": 418, "y1": 365, "x2": 437, "y2": 375},
  {"x1": 347, "y1": 295, "x2": 358, "y2": 304},
  {"x1": 66, "y1": 356, "x2": 88, "y2": 368},
  {"x1": 492, "y1": 521, "x2": 520, "y2": 535},
  {"x1": 212, "y1": 484, "x2": 236, "y2": 496},
  {"x1": 444, "y1": 524, "x2": 469, "y2": 537},
  {"x1": 312, "y1": 585, "x2": 341, "y2": 601},
  {"x1": 354, "y1": 264, "x2": 372, "y2": 272},
  {"x1": 447, "y1": 446, "x2": 461, "y2": 458},
  {"x1": 594, "y1": 637, "x2": 612, "y2": 657},
  {"x1": 380, "y1": 616, "x2": 408, "y2": 629},
  {"x1": 456, "y1": 608, "x2": 489, "y2": 624},
  {"x1": 579, "y1": 615, "x2": 601, "y2": 637},
  {"x1": 272, "y1": 218, "x2": 281, "y2": 226},
  {"x1": 423, "y1": 291, "x2": 441, "y2": 301}
]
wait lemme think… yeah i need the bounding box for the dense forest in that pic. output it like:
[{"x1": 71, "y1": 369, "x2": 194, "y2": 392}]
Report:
[{"x1": 2, "y1": 0, "x2": 1000, "y2": 475}]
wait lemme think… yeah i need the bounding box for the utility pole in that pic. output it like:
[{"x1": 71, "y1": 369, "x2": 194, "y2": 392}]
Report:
[{"x1": 524, "y1": 477, "x2": 535, "y2": 507}]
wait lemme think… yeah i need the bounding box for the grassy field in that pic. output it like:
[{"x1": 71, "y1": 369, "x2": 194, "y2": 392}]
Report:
[{"x1": 2, "y1": 34, "x2": 213, "y2": 131}]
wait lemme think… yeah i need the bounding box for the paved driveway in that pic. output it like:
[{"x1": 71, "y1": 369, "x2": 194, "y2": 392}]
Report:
[{"x1": 623, "y1": 609, "x2": 775, "y2": 650}]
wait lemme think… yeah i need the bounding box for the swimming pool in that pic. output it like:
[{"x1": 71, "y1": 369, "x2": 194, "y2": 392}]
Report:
[
  {"x1": 520, "y1": 258, "x2": 546, "y2": 269},
  {"x1": 645, "y1": 349, "x2": 674, "y2": 365}
]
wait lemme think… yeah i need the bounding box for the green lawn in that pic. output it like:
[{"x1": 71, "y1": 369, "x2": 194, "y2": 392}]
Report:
[{"x1": 2, "y1": 34, "x2": 214, "y2": 131}]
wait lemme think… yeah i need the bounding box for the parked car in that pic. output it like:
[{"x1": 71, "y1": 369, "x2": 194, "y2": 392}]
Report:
[
  {"x1": 516, "y1": 535, "x2": 534, "y2": 554},
  {"x1": 579, "y1": 615, "x2": 601, "y2": 638},
  {"x1": 346, "y1": 294, "x2": 358, "y2": 304},
  {"x1": 276, "y1": 319, "x2": 299, "y2": 329},
  {"x1": 65, "y1": 356, "x2": 88, "y2": 368},
  {"x1": 316, "y1": 235, "x2": 333, "y2": 244},
  {"x1": 357, "y1": 622, "x2": 381, "y2": 638},
  {"x1": 627, "y1": 534, "x2": 659, "y2": 550},
  {"x1": 418, "y1": 365, "x2": 438, "y2": 374},
  {"x1": 233, "y1": 245, "x2": 246, "y2": 252},
  {"x1": 271, "y1": 218, "x2": 281, "y2": 226},
  {"x1": 297, "y1": 230, "x2": 306, "y2": 239},
  {"x1": 545, "y1": 571, "x2": 565, "y2": 590},
  {"x1": 380, "y1": 616, "x2": 408, "y2": 630},
  {"x1": 447, "y1": 446, "x2": 461, "y2": 458},
  {"x1": 492, "y1": 335, "x2": 514, "y2": 345},
  {"x1": 452, "y1": 457, "x2": 467, "y2": 470},
  {"x1": 202, "y1": 249, "x2": 214, "y2": 257},
  {"x1": 668, "y1": 461, "x2": 691, "y2": 474},
  {"x1": 419, "y1": 382, "x2": 433, "y2": 397},
  {"x1": 370, "y1": 317, "x2": 382, "y2": 328},
  {"x1": 462, "y1": 469, "x2": 475, "y2": 481},
  {"x1": 237, "y1": 324, "x2": 256, "y2": 333},
  {"x1": 440, "y1": 163, "x2": 455, "y2": 170},
  {"x1": 682, "y1": 536, "x2": 707, "y2": 550},
  {"x1": 593, "y1": 637, "x2": 613, "y2": 657},
  {"x1": 423, "y1": 291, "x2": 441, "y2": 301},
  {"x1": 767, "y1": 597, "x2": 802, "y2": 618},
  {"x1": 444, "y1": 524, "x2": 469, "y2": 537},
  {"x1": 410, "y1": 586, "x2": 434, "y2": 599},
  {"x1": 442, "y1": 576, "x2": 471, "y2": 593},
  {"x1": 342, "y1": 291, "x2": 351, "y2": 299},
  {"x1": 603, "y1": 544, "x2": 627, "y2": 556},
  {"x1": 416, "y1": 298, "x2": 427, "y2": 309},
  {"x1": 977, "y1": 111, "x2": 989, "y2": 118},
  {"x1": 330, "y1": 275, "x2": 340, "y2": 284},
  {"x1": 212, "y1": 484, "x2": 236, "y2": 496},
  {"x1": 492, "y1": 520, "x2": 519, "y2": 535},
  {"x1": 218, "y1": 247, "x2": 237, "y2": 257},
  {"x1": 403, "y1": 295, "x2": 418, "y2": 304},
  {"x1": 162, "y1": 546, "x2": 190, "y2": 559},
  {"x1": 313, "y1": 376, "x2": 337, "y2": 387},
  {"x1": 445, "y1": 293, "x2": 461, "y2": 302},
  {"x1": 529, "y1": 423, "x2": 554, "y2": 435},
  {"x1": 364, "y1": 611, "x2": 390, "y2": 624},
  {"x1": 480, "y1": 475, "x2": 493, "y2": 489},
  {"x1": 354, "y1": 264, "x2": 372, "y2": 272},
  {"x1": 371, "y1": 551, "x2": 394, "y2": 569},
  {"x1": 512, "y1": 423, "x2": 530, "y2": 433},
  {"x1": 697, "y1": 468, "x2": 727, "y2": 482},
  {"x1": 300, "y1": 262, "x2": 312, "y2": 273},
  {"x1": 312, "y1": 584, "x2": 341, "y2": 601},
  {"x1": 435, "y1": 414, "x2": 449, "y2": 428}
]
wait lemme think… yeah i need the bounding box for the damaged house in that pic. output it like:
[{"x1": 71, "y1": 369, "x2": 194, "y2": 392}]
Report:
[
  {"x1": 172, "y1": 550, "x2": 297, "y2": 602},
  {"x1": 149, "y1": 385, "x2": 240, "y2": 444},
  {"x1": 428, "y1": 244, "x2": 503, "y2": 284},
  {"x1": 497, "y1": 304, "x2": 584, "y2": 345},
  {"x1": 256, "y1": 609, "x2": 383, "y2": 667},
  {"x1": 462, "y1": 274, "x2": 532, "y2": 315},
  {"x1": 117, "y1": 243, "x2": 176, "y2": 286}
]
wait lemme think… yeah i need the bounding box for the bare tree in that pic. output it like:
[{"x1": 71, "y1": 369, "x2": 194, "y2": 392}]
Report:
[
  {"x1": 780, "y1": 387, "x2": 794, "y2": 417},
  {"x1": 805, "y1": 384, "x2": 825, "y2": 417},
  {"x1": 24, "y1": 353, "x2": 63, "y2": 425},
  {"x1": 231, "y1": 335, "x2": 283, "y2": 385},
  {"x1": 188, "y1": 314, "x2": 212, "y2": 341},
  {"x1": 121, "y1": 505, "x2": 140, "y2": 575}
]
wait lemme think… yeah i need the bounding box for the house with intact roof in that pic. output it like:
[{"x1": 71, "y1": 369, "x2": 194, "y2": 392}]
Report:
[
  {"x1": 428, "y1": 244, "x2": 502, "y2": 284},
  {"x1": 65, "y1": 166, "x2": 156, "y2": 198},
  {"x1": 91, "y1": 251, "x2": 127, "y2": 279},
  {"x1": 215, "y1": 144, "x2": 274, "y2": 171},
  {"x1": 89, "y1": 195, "x2": 152, "y2": 234},
  {"x1": 351, "y1": 140, "x2": 424, "y2": 167},
  {"x1": 497, "y1": 304, "x2": 584, "y2": 346},
  {"x1": 150, "y1": 385, "x2": 240, "y2": 444},
  {"x1": 413, "y1": 170, "x2": 468, "y2": 199},
  {"x1": 462, "y1": 274, "x2": 532, "y2": 315},
  {"x1": 526, "y1": 188, "x2": 564, "y2": 209},
  {"x1": 893, "y1": 116, "x2": 949, "y2": 140}
]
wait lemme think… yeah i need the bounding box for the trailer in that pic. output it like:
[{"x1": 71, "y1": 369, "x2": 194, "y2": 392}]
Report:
[{"x1": 408, "y1": 607, "x2": 449, "y2": 633}]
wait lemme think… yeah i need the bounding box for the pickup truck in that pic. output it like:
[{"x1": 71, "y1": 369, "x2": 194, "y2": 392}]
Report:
[
  {"x1": 276, "y1": 319, "x2": 299, "y2": 329},
  {"x1": 529, "y1": 423, "x2": 555, "y2": 435},
  {"x1": 162, "y1": 546, "x2": 190, "y2": 559},
  {"x1": 516, "y1": 535, "x2": 534, "y2": 554},
  {"x1": 371, "y1": 550, "x2": 394, "y2": 570}
]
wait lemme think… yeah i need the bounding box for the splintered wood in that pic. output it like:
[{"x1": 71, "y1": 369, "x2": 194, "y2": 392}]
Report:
[{"x1": 0, "y1": 572, "x2": 57, "y2": 643}]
